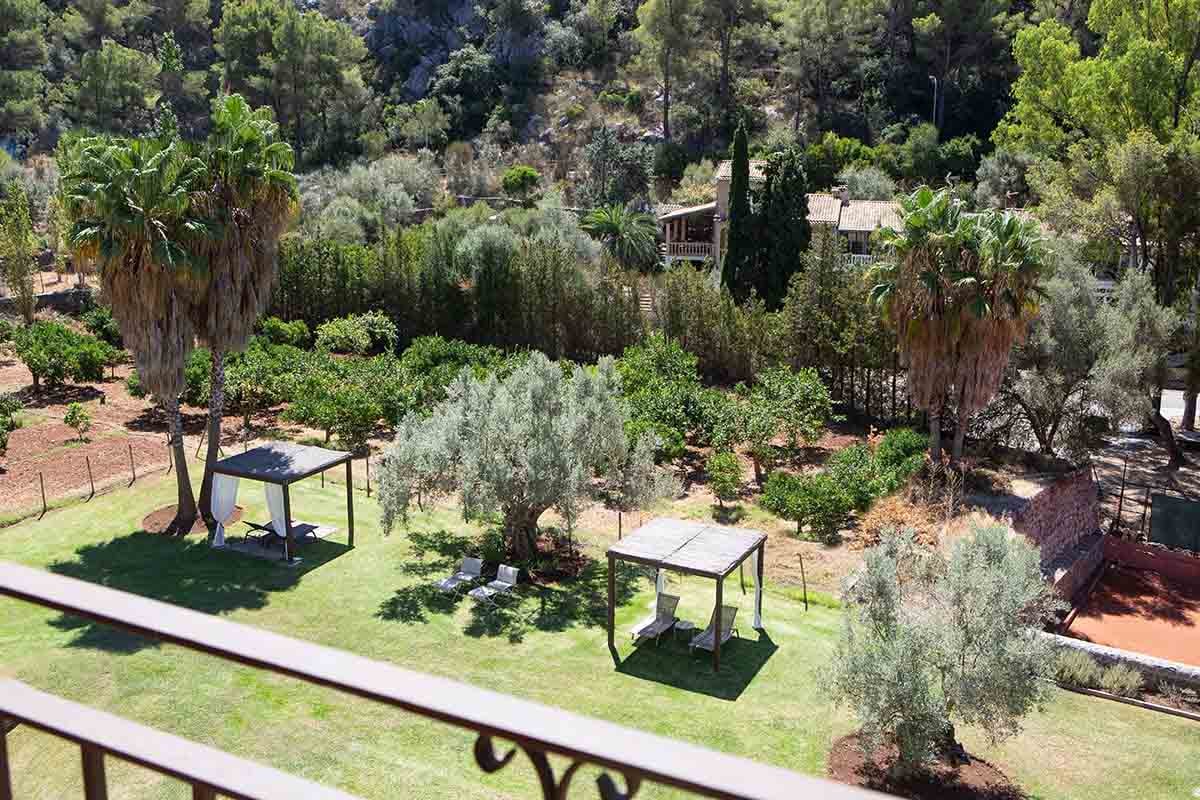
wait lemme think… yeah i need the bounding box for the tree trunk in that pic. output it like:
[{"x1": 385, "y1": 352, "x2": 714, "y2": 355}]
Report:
[
  {"x1": 1151, "y1": 410, "x2": 1190, "y2": 470},
  {"x1": 1184, "y1": 391, "x2": 1197, "y2": 432},
  {"x1": 198, "y1": 348, "x2": 225, "y2": 524},
  {"x1": 929, "y1": 412, "x2": 942, "y2": 462},
  {"x1": 505, "y1": 505, "x2": 545, "y2": 562},
  {"x1": 951, "y1": 413, "x2": 967, "y2": 465},
  {"x1": 662, "y1": 53, "x2": 672, "y2": 143},
  {"x1": 164, "y1": 395, "x2": 198, "y2": 535}
]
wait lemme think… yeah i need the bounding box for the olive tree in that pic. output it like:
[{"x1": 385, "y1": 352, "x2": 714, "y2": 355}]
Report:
[
  {"x1": 377, "y1": 353, "x2": 672, "y2": 560},
  {"x1": 827, "y1": 524, "x2": 1063, "y2": 774}
]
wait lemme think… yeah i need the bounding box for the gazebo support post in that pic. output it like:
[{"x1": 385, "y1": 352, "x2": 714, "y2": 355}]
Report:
[
  {"x1": 755, "y1": 542, "x2": 765, "y2": 628},
  {"x1": 607, "y1": 553, "x2": 616, "y2": 653},
  {"x1": 713, "y1": 577, "x2": 723, "y2": 672},
  {"x1": 282, "y1": 484, "x2": 294, "y2": 563},
  {"x1": 346, "y1": 460, "x2": 355, "y2": 548}
]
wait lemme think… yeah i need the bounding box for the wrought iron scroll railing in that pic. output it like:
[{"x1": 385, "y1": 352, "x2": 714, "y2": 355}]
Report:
[{"x1": 0, "y1": 561, "x2": 886, "y2": 800}]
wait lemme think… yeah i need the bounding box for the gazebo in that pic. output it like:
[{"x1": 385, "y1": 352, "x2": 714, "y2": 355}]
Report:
[
  {"x1": 210, "y1": 443, "x2": 355, "y2": 563},
  {"x1": 606, "y1": 518, "x2": 766, "y2": 671}
]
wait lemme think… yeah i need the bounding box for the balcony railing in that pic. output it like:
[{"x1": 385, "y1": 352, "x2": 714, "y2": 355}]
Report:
[
  {"x1": 663, "y1": 241, "x2": 714, "y2": 260},
  {"x1": 844, "y1": 254, "x2": 876, "y2": 267},
  {"x1": 0, "y1": 560, "x2": 886, "y2": 800}
]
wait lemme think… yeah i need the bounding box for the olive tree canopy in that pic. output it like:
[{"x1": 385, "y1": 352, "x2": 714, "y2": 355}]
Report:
[{"x1": 377, "y1": 352, "x2": 674, "y2": 559}]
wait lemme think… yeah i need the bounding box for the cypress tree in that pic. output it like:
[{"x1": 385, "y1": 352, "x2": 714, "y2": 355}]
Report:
[
  {"x1": 721, "y1": 120, "x2": 753, "y2": 295},
  {"x1": 756, "y1": 147, "x2": 810, "y2": 309}
]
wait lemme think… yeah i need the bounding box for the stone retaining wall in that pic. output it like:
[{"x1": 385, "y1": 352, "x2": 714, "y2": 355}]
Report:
[
  {"x1": 1044, "y1": 533, "x2": 1104, "y2": 600},
  {"x1": 0, "y1": 288, "x2": 90, "y2": 315},
  {"x1": 1042, "y1": 631, "x2": 1200, "y2": 690},
  {"x1": 1012, "y1": 469, "x2": 1100, "y2": 567},
  {"x1": 1104, "y1": 537, "x2": 1200, "y2": 583}
]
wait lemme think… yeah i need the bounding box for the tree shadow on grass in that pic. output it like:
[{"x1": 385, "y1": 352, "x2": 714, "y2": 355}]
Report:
[
  {"x1": 462, "y1": 557, "x2": 642, "y2": 643},
  {"x1": 616, "y1": 629, "x2": 778, "y2": 701},
  {"x1": 46, "y1": 530, "x2": 342, "y2": 653},
  {"x1": 376, "y1": 584, "x2": 462, "y2": 624}
]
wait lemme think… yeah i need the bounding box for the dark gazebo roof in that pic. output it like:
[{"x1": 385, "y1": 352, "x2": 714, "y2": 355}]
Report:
[
  {"x1": 607, "y1": 518, "x2": 766, "y2": 579},
  {"x1": 211, "y1": 443, "x2": 353, "y2": 485}
]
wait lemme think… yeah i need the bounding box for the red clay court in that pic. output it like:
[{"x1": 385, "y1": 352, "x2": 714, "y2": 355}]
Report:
[{"x1": 1064, "y1": 563, "x2": 1200, "y2": 668}]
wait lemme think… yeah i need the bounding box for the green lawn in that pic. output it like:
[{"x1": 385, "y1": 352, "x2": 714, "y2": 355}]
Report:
[{"x1": 0, "y1": 471, "x2": 1195, "y2": 800}]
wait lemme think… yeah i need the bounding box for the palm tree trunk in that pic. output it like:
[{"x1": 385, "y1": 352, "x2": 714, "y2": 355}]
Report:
[
  {"x1": 164, "y1": 395, "x2": 198, "y2": 534},
  {"x1": 198, "y1": 348, "x2": 225, "y2": 524},
  {"x1": 929, "y1": 412, "x2": 942, "y2": 462},
  {"x1": 951, "y1": 414, "x2": 967, "y2": 464}
]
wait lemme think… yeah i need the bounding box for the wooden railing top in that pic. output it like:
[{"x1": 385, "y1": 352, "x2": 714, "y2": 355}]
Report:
[
  {"x1": 0, "y1": 679, "x2": 362, "y2": 800},
  {"x1": 0, "y1": 560, "x2": 886, "y2": 800}
]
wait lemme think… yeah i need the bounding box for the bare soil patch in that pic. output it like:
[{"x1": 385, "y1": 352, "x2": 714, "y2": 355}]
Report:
[
  {"x1": 827, "y1": 733, "x2": 1025, "y2": 800},
  {"x1": 141, "y1": 504, "x2": 243, "y2": 535}
]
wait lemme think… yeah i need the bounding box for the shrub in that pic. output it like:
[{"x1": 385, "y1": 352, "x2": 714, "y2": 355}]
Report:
[
  {"x1": 0, "y1": 393, "x2": 21, "y2": 455},
  {"x1": 1053, "y1": 649, "x2": 1103, "y2": 688},
  {"x1": 752, "y1": 365, "x2": 832, "y2": 449},
  {"x1": 181, "y1": 348, "x2": 212, "y2": 406},
  {"x1": 617, "y1": 333, "x2": 701, "y2": 434},
  {"x1": 1097, "y1": 663, "x2": 1143, "y2": 697},
  {"x1": 125, "y1": 371, "x2": 145, "y2": 398},
  {"x1": 624, "y1": 88, "x2": 644, "y2": 113},
  {"x1": 875, "y1": 427, "x2": 928, "y2": 472},
  {"x1": 762, "y1": 471, "x2": 852, "y2": 543},
  {"x1": 694, "y1": 388, "x2": 740, "y2": 451},
  {"x1": 357, "y1": 311, "x2": 398, "y2": 353},
  {"x1": 0, "y1": 319, "x2": 13, "y2": 342},
  {"x1": 501, "y1": 165, "x2": 540, "y2": 204},
  {"x1": 12, "y1": 321, "x2": 115, "y2": 391},
  {"x1": 706, "y1": 451, "x2": 742, "y2": 507},
  {"x1": 625, "y1": 418, "x2": 686, "y2": 463},
  {"x1": 64, "y1": 402, "x2": 92, "y2": 441},
  {"x1": 260, "y1": 316, "x2": 310, "y2": 347},
  {"x1": 826, "y1": 444, "x2": 877, "y2": 511},
  {"x1": 315, "y1": 316, "x2": 372, "y2": 355},
  {"x1": 81, "y1": 305, "x2": 122, "y2": 347}
]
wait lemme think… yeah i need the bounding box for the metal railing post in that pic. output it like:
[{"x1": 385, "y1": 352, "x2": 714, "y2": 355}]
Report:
[
  {"x1": 0, "y1": 715, "x2": 12, "y2": 800},
  {"x1": 81, "y1": 744, "x2": 107, "y2": 800}
]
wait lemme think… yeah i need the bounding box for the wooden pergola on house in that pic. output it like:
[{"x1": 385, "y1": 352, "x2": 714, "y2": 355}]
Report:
[
  {"x1": 606, "y1": 519, "x2": 766, "y2": 671},
  {"x1": 211, "y1": 443, "x2": 355, "y2": 563}
]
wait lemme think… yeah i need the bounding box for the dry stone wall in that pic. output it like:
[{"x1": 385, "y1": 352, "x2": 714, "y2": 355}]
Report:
[{"x1": 1012, "y1": 469, "x2": 1100, "y2": 568}]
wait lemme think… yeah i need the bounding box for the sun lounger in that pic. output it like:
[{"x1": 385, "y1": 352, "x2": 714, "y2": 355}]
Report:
[
  {"x1": 689, "y1": 605, "x2": 739, "y2": 654},
  {"x1": 468, "y1": 564, "x2": 520, "y2": 606},
  {"x1": 631, "y1": 593, "x2": 680, "y2": 646},
  {"x1": 436, "y1": 557, "x2": 483, "y2": 594}
]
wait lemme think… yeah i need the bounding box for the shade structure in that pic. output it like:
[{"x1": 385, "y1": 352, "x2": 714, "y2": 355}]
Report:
[
  {"x1": 211, "y1": 443, "x2": 355, "y2": 562},
  {"x1": 607, "y1": 518, "x2": 766, "y2": 671}
]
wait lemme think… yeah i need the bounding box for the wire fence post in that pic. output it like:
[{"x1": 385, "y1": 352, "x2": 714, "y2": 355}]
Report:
[
  {"x1": 86, "y1": 456, "x2": 95, "y2": 500},
  {"x1": 39, "y1": 472, "x2": 47, "y2": 517},
  {"x1": 128, "y1": 443, "x2": 136, "y2": 485},
  {"x1": 166, "y1": 443, "x2": 173, "y2": 475},
  {"x1": 365, "y1": 455, "x2": 371, "y2": 498}
]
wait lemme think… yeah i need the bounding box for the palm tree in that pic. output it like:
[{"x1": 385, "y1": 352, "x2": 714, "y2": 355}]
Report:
[
  {"x1": 582, "y1": 204, "x2": 658, "y2": 271},
  {"x1": 946, "y1": 211, "x2": 1046, "y2": 461},
  {"x1": 870, "y1": 187, "x2": 978, "y2": 461},
  {"x1": 63, "y1": 137, "x2": 211, "y2": 533},
  {"x1": 872, "y1": 188, "x2": 1046, "y2": 463},
  {"x1": 192, "y1": 94, "x2": 298, "y2": 520}
]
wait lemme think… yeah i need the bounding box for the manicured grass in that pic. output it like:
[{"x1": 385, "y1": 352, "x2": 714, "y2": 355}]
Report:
[{"x1": 0, "y1": 471, "x2": 1196, "y2": 800}]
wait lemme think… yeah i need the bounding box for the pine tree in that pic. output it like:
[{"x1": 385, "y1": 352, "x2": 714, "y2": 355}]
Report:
[
  {"x1": 722, "y1": 120, "x2": 753, "y2": 295},
  {"x1": 0, "y1": 0, "x2": 49, "y2": 138}
]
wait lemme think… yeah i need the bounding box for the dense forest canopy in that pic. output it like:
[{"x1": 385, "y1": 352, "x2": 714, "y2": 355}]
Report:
[{"x1": 9, "y1": 0, "x2": 1189, "y2": 170}]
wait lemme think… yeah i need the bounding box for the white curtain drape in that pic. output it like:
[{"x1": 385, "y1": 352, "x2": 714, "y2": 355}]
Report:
[
  {"x1": 752, "y1": 549, "x2": 763, "y2": 629},
  {"x1": 211, "y1": 475, "x2": 240, "y2": 547},
  {"x1": 265, "y1": 484, "x2": 287, "y2": 537}
]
